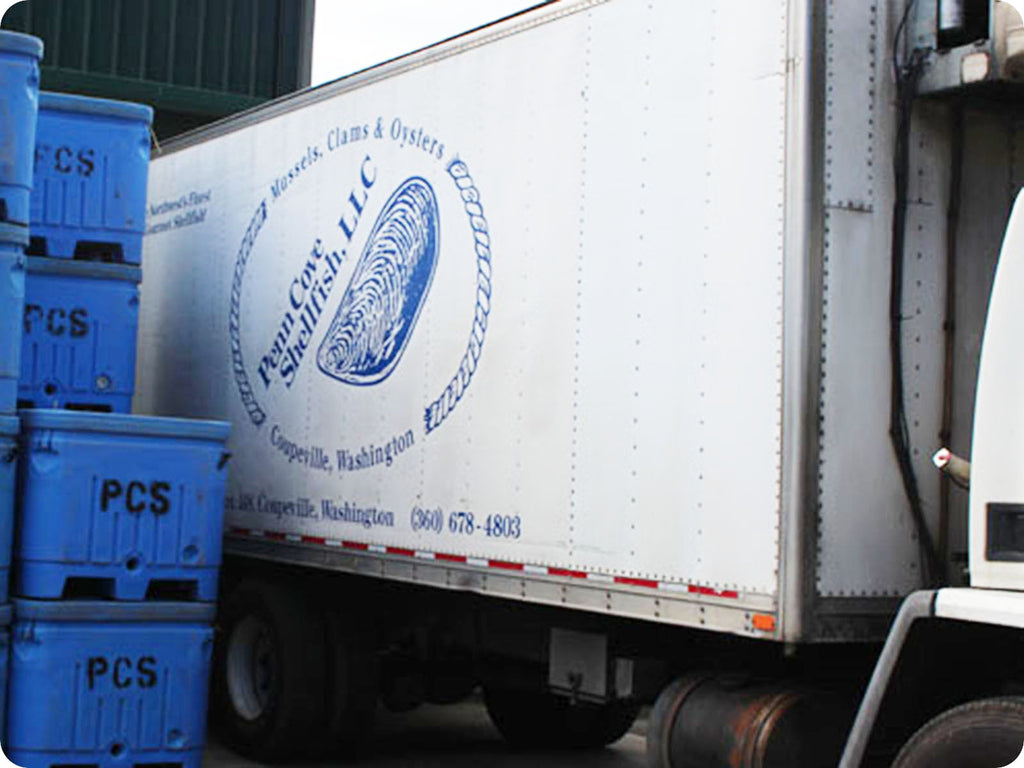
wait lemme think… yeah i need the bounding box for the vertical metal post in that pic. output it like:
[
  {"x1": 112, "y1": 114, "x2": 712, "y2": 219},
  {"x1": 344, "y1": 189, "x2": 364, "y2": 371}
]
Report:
[
  {"x1": 222, "y1": 0, "x2": 234, "y2": 91},
  {"x1": 81, "y1": 0, "x2": 92, "y2": 70},
  {"x1": 296, "y1": 0, "x2": 315, "y2": 88}
]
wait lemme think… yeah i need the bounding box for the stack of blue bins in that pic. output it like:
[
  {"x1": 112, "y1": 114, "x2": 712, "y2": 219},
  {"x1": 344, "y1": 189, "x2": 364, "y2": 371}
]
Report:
[
  {"x1": 0, "y1": 32, "x2": 233, "y2": 768},
  {"x1": 9, "y1": 412, "x2": 228, "y2": 768},
  {"x1": 18, "y1": 91, "x2": 151, "y2": 412},
  {"x1": 0, "y1": 28, "x2": 44, "y2": 749}
]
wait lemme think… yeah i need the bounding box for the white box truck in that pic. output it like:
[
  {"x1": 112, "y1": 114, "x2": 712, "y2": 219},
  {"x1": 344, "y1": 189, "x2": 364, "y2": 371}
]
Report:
[{"x1": 135, "y1": 0, "x2": 1024, "y2": 764}]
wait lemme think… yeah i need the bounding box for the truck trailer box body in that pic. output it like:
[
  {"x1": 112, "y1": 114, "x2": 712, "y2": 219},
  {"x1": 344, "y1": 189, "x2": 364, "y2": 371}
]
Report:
[{"x1": 135, "y1": 0, "x2": 1017, "y2": 644}]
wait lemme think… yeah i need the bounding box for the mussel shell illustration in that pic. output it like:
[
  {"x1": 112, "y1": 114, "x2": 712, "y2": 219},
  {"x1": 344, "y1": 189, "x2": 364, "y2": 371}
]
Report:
[{"x1": 317, "y1": 177, "x2": 440, "y2": 385}]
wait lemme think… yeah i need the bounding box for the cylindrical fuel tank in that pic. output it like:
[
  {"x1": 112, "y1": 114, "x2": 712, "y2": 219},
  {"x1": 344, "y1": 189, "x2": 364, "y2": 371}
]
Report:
[{"x1": 647, "y1": 674, "x2": 850, "y2": 768}]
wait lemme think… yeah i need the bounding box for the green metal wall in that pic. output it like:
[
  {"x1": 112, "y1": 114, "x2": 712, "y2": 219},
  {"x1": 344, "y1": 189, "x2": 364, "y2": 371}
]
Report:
[{"x1": 1, "y1": 0, "x2": 315, "y2": 139}]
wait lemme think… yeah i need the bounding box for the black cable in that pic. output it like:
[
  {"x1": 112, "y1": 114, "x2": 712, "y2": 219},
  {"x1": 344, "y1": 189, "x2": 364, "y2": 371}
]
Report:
[
  {"x1": 889, "y1": 0, "x2": 943, "y2": 587},
  {"x1": 938, "y1": 104, "x2": 964, "y2": 578},
  {"x1": 892, "y1": 0, "x2": 919, "y2": 84}
]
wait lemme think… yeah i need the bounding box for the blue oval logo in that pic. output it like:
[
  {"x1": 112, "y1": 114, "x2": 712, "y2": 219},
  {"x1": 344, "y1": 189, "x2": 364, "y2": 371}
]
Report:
[{"x1": 317, "y1": 176, "x2": 439, "y2": 385}]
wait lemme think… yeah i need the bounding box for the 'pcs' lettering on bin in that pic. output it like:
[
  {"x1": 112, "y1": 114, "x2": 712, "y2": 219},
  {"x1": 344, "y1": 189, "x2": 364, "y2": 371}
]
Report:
[
  {"x1": 23, "y1": 305, "x2": 88, "y2": 337},
  {"x1": 86, "y1": 656, "x2": 158, "y2": 690},
  {"x1": 100, "y1": 479, "x2": 172, "y2": 515}
]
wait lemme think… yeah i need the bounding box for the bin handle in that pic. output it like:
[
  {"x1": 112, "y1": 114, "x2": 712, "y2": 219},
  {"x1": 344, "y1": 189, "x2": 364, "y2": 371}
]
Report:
[{"x1": 217, "y1": 452, "x2": 232, "y2": 470}]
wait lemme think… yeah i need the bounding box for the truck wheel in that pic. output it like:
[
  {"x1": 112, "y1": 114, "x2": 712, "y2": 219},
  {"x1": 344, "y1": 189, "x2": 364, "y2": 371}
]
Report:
[
  {"x1": 892, "y1": 697, "x2": 1024, "y2": 768},
  {"x1": 483, "y1": 685, "x2": 639, "y2": 749},
  {"x1": 213, "y1": 580, "x2": 327, "y2": 761},
  {"x1": 323, "y1": 608, "x2": 377, "y2": 754}
]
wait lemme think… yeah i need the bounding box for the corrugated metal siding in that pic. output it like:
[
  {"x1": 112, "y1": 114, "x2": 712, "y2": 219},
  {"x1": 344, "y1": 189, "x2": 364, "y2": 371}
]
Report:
[
  {"x1": 1, "y1": 0, "x2": 312, "y2": 130},
  {"x1": 2, "y1": 0, "x2": 312, "y2": 97}
]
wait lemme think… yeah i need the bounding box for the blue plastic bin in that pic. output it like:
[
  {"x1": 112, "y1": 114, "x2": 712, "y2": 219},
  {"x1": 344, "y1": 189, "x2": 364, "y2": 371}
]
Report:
[
  {"x1": 6, "y1": 600, "x2": 214, "y2": 768},
  {"x1": 18, "y1": 257, "x2": 141, "y2": 412},
  {"x1": 0, "y1": 224, "x2": 28, "y2": 413},
  {"x1": 0, "y1": 31, "x2": 42, "y2": 227},
  {"x1": 0, "y1": 604, "x2": 10, "y2": 744},
  {"x1": 0, "y1": 416, "x2": 17, "y2": 603},
  {"x1": 30, "y1": 92, "x2": 153, "y2": 264},
  {"x1": 15, "y1": 410, "x2": 230, "y2": 601}
]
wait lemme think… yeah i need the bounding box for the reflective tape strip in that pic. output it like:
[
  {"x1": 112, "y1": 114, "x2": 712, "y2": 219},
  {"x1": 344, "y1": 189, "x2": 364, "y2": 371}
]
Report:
[
  {"x1": 224, "y1": 528, "x2": 741, "y2": 599},
  {"x1": 488, "y1": 560, "x2": 523, "y2": 571},
  {"x1": 436, "y1": 552, "x2": 467, "y2": 563}
]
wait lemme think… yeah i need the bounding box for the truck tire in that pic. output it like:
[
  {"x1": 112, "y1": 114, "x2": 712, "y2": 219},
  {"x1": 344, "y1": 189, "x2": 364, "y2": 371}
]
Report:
[
  {"x1": 213, "y1": 580, "x2": 327, "y2": 761},
  {"x1": 323, "y1": 608, "x2": 377, "y2": 754},
  {"x1": 483, "y1": 685, "x2": 639, "y2": 749},
  {"x1": 892, "y1": 697, "x2": 1024, "y2": 768}
]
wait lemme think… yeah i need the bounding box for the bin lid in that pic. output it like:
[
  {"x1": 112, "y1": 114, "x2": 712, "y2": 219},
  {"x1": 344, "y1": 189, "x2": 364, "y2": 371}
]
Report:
[
  {"x1": 19, "y1": 409, "x2": 231, "y2": 442},
  {"x1": 13, "y1": 599, "x2": 216, "y2": 624},
  {"x1": 40, "y1": 91, "x2": 153, "y2": 126},
  {"x1": 0, "y1": 223, "x2": 29, "y2": 247},
  {"x1": 26, "y1": 256, "x2": 142, "y2": 283},
  {"x1": 0, "y1": 415, "x2": 18, "y2": 438},
  {"x1": 0, "y1": 30, "x2": 43, "y2": 60}
]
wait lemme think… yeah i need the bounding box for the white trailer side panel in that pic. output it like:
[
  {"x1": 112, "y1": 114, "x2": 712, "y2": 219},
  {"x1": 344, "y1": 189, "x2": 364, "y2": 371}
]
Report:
[{"x1": 137, "y1": 0, "x2": 791, "y2": 635}]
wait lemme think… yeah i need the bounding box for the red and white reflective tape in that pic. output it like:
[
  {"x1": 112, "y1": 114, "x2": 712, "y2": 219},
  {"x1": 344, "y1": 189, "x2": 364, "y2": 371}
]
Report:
[{"x1": 227, "y1": 526, "x2": 741, "y2": 600}]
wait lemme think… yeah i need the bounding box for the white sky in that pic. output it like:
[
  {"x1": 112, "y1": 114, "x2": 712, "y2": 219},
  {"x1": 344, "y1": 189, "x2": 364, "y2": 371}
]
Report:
[{"x1": 311, "y1": 0, "x2": 542, "y2": 85}]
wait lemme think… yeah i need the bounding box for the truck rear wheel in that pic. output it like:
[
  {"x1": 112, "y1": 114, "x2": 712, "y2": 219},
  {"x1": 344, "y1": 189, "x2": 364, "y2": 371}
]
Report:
[
  {"x1": 213, "y1": 580, "x2": 327, "y2": 761},
  {"x1": 483, "y1": 685, "x2": 639, "y2": 749},
  {"x1": 892, "y1": 697, "x2": 1024, "y2": 768}
]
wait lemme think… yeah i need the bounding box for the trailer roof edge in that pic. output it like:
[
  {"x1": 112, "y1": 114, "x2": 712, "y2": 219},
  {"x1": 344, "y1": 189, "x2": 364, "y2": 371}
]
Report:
[{"x1": 157, "y1": 0, "x2": 595, "y2": 156}]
